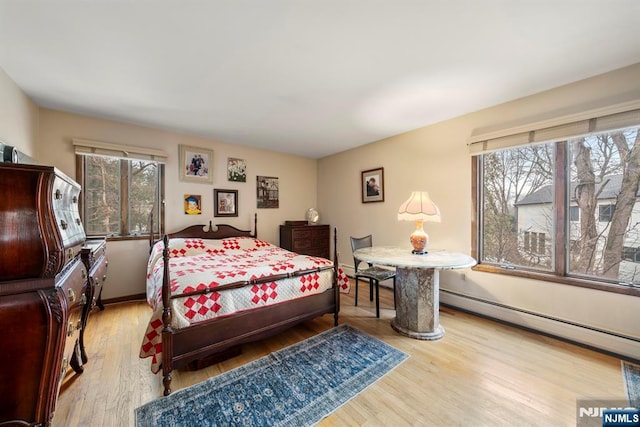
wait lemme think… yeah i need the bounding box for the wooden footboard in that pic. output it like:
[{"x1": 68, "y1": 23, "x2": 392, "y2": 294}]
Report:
[{"x1": 158, "y1": 225, "x2": 341, "y2": 396}]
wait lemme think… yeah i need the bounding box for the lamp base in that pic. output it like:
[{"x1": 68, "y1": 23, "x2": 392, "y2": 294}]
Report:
[{"x1": 409, "y1": 220, "x2": 429, "y2": 254}]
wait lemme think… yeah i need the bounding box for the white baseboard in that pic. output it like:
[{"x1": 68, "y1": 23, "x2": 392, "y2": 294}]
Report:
[{"x1": 441, "y1": 289, "x2": 640, "y2": 361}]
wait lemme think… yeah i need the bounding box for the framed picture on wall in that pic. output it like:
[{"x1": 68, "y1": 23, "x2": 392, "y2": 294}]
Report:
[
  {"x1": 227, "y1": 157, "x2": 247, "y2": 182},
  {"x1": 214, "y1": 189, "x2": 238, "y2": 217},
  {"x1": 179, "y1": 145, "x2": 214, "y2": 183},
  {"x1": 184, "y1": 194, "x2": 202, "y2": 215},
  {"x1": 256, "y1": 176, "x2": 279, "y2": 208},
  {"x1": 362, "y1": 167, "x2": 384, "y2": 203}
]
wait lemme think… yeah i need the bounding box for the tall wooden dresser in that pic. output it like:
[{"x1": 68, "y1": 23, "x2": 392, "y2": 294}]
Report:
[
  {"x1": 0, "y1": 163, "x2": 103, "y2": 426},
  {"x1": 279, "y1": 222, "x2": 330, "y2": 259}
]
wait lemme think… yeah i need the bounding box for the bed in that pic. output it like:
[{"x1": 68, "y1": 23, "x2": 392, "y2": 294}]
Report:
[{"x1": 139, "y1": 216, "x2": 349, "y2": 396}]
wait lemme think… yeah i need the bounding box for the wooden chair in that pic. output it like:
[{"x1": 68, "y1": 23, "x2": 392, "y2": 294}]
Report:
[{"x1": 350, "y1": 235, "x2": 396, "y2": 318}]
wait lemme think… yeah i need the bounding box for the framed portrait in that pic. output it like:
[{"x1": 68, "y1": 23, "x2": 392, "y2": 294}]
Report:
[
  {"x1": 214, "y1": 189, "x2": 238, "y2": 217},
  {"x1": 361, "y1": 167, "x2": 384, "y2": 203},
  {"x1": 179, "y1": 145, "x2": 214, "y2": 183},
  {"x1": 184, "y1": 194, "x2": 202, "y2": 215},
  {"x1": 227, "y1": 157, "x2": 247, "y2": 182},
  {"x1": 256, "y1": 176, "x2": 279, "y2": 208}
]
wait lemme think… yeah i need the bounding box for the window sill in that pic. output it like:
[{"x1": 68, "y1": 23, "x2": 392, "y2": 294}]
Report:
[
  {"x1": 87, "y1": 234, "x2": 152, "y2": 243},
  {"x1": 471, "y1": 264, "x2": 640, "y2": 297}
]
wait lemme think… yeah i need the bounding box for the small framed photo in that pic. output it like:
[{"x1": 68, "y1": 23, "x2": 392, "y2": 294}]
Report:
[
  {"x1": 179, "y1": 145, "x2": 214, "y2": 183},
  {"x1": 362, "y1": 167, "x2": 384, "y2": 203},
  {"x1": 256, "y1": 176, "x2": 279, "y2": 208},
  {"x1": 214, "y1": 189, "x2": 238, "y2": 217},
  {"x1": 227, "y1": 157, "x2": 247, "y2": 182},
  {"x1": 184, "y1": 194, "x2": 202, "y2": 215}
]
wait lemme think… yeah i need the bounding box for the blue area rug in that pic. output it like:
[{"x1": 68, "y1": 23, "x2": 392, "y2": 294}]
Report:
[
  {"x1": 135, "y1": 324, "x2": 409, "y2": 426},
  {"x1": 622, "y1": 361, "x2": 640, "y2": 408}
]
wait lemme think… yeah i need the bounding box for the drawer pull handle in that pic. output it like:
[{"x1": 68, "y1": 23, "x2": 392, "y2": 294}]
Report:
[
  {"x1": 67, "y1": 322, "x2": 74, "y2": 337},
  {"x1": 76, "y1": 218, "x2": 81, "y2": 225},
  {"x1": 81, "y1": 293, "x2": 87, "y2": 305},
  {"x1": 68, "y1": 288, "x2": 76, "y2": 302},
  {"x1": 55, "y1": 189, "x2": 62, "y2": 200},
  {"x1": 72, "y1": 196, "x2": 78, "y2": 203},
  {"x1": 81, "y1": 270, "x2": 86, "y2": 280},
  {"x1": 60, "y1": 220, "x2": 68, "y2": 230}
]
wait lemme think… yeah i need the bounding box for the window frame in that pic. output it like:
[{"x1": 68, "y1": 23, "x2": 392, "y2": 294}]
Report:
[
  {"x1": 76, "y1": 154, "x2": 165, "y2": 241},
  {"x1": 471, "y1": 143, "x2": 640, "y2": 297}
]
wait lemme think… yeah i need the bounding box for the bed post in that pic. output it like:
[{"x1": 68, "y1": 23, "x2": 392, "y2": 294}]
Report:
[
  {"x1": 253, "y1": 213, "x2": 258, "y2": 238},
  {"x1": 333, "y1": 227, "x2": 339, "y2": 326},
  {"x1": 161, "y1": 234, "x2": 174, "y2": 396},
  {"x1": 148, "y1": 211, "x2": 155, "y2": 252}
]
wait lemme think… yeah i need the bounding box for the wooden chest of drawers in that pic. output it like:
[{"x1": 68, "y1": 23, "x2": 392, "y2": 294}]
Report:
[
  {"x1": 0, "y1": 164, "x2": 89, "y2": 426},
  {"x1": 279, "y1": 223, "x2": 330, "y2": 259}
]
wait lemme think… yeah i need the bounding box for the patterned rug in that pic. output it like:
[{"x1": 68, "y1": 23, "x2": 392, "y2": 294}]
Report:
[
  {"x1": 622, "y1": 360, "x2": 640, "y2": 407},
  {"x1": 135, "y1": 324, "x2": 409, "y2": 426}
]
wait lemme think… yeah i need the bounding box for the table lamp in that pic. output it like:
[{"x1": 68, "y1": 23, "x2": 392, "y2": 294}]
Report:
[{"x1": 397, "y1": 191, "x2": 441, "y2": 254}]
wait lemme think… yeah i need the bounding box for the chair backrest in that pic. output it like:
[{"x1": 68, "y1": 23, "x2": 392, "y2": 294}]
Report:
[{"x1": 350, "y1": 235, "x2": 373, "y2": 272}]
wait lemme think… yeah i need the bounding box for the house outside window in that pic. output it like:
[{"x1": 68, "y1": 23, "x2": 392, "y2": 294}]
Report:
[
  {"x1": 470, "y1": 106, "x2": 640, "y2": 294},
  {"x1": 73, "y1": 139, "x2": 166, "y2": 239}
]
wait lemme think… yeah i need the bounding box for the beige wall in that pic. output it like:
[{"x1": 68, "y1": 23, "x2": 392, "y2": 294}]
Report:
[
  {"x1": 0, "y1": 67, "x2": 39, "y2": 156},
  {"x1": 38, "y1": 109, "x2": 319, "y2": 300},
  {"x1": 318, "y1": 63, "x2": 640, "y2": 358}
]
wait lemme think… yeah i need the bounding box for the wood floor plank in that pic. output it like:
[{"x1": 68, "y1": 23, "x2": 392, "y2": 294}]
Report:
[{"x1": 53, "y1": 282, "x2": 627, "y2": 426}]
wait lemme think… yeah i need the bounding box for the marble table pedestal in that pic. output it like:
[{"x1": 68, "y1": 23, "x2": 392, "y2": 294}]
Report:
[{"x1": 391, "y1": 267, "x2": 443, "y2": 340}]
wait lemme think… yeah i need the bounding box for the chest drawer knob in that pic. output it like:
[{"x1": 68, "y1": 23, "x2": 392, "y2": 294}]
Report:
[
  {"x1": 55, "y1": 189, "x2": 62, "y2": 200},
  {"x1": 67, "y1": 288, "x2": 76, "y2": 303},
  {"x1": 60, "y1": 219, "x2": 68, "y2": 230}
]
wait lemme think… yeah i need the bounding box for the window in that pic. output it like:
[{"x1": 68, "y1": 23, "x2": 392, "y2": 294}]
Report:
[
  {"x1": 569, "y1": 206, "x2": 580, "y2": 222},
  {"x1": 598, "y1": 204, "x2": 615, "y2": 222},
  {"x1": 622, "y1": 247, "x2": 640, "y2": 263},
  {"x1": 74, "y1": 139, "x2": 166, "y2": 239},
  {"x1": 471, "y1": 106, "x2": 640, "y2": 294}
]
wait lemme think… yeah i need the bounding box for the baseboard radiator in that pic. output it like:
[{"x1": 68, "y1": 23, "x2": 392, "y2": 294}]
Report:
[{"x1": 441, "y1": 289, "x2": 640, "y2": 362}]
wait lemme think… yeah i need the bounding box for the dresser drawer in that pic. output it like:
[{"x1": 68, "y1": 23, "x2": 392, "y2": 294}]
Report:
[
  {"x1": 58, "y1": 259, "x2": 87, "y2": 378},
  {"x1": 291, "y1": 229, "x2": 312, "y2": 240},
  {"x1": 89, "y1": 255, "x2": 108, "y2": 309}
]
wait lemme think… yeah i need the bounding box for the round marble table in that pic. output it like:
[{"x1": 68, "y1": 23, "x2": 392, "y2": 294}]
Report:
[{"x1": 353, "y1": 246, "x2": 476, "y2": 340}]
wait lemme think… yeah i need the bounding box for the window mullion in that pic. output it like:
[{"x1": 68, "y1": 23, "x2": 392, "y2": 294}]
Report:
[
  {"x1": 554, "y1": 141, "x2": 567, "y2": 277},
  {"x1": 120, "y1": 160, "x2": 129, "y2": 236}
]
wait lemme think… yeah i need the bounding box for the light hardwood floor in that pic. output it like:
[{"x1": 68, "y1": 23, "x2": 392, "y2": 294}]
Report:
[{"x1": 53, "y1": 282, "x2": 627, "y2": 426}]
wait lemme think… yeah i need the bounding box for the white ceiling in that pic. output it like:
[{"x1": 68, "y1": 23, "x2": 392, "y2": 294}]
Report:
[{"x1": 1, "y1": 1, "x2": 639, "y2": 159}]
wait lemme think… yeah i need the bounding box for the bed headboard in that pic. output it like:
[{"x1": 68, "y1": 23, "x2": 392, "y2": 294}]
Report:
[{"x1": 149, "y1": 213, "x2": 257, "y2": 248}]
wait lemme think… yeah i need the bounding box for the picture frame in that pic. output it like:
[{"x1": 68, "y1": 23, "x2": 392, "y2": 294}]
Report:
[
  {"x1": 256, "y1": 176, "x2": 279, "y2": 208},
  {"x1": 362, "y1": 167, "x2": 385, "y2": 203},
  {"x1": 227, "y1": 157, "x2": 247, "y2": 182},
  {"x1": 214, "y1": 189, "x2": 238, "y2": 217},
  {"x1": 179, "y1": 145, "x2": 214, "y2": 183},
  {"x1": 184, "y1": 194, "x2": 202, "y2": 215}
]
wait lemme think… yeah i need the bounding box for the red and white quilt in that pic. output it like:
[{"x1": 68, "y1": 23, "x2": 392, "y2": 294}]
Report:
[{"x1": 140, "y1": 236, "x2": 349, "y2": 373}]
